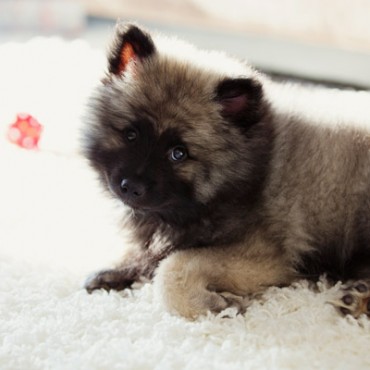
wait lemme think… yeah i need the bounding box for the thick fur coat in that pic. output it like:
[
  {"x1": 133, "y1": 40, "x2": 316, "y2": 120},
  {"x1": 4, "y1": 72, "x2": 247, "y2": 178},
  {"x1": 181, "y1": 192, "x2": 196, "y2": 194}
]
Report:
[{"x1": 82, "y1": 23, "x2": 370, "y2": 319}]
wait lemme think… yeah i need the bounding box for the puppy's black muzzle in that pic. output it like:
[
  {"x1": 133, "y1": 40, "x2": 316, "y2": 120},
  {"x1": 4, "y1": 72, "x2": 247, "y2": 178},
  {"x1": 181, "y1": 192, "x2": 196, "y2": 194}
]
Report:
[{"x1": 120, "y1": 178, "x2": 147, "y2": 199}]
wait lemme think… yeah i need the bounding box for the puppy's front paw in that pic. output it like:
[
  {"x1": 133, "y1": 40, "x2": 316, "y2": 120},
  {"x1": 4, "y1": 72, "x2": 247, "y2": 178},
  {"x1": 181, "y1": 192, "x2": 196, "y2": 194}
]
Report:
[
  {"x1": 219, "y1": 291, "x2": 250, "y2": 315},
  {"x1": 84, "y1": 269, "x2": 135, "y2": 293},
  {"x1": 330, "y1": 280, "x2": 370, "y2": 318}
]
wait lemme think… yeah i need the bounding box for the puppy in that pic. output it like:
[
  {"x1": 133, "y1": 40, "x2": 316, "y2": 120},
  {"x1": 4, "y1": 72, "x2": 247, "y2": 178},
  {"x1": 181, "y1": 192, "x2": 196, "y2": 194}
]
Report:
[{"x1": 82, "y1": 22, "x2": 370, "y2": 319}]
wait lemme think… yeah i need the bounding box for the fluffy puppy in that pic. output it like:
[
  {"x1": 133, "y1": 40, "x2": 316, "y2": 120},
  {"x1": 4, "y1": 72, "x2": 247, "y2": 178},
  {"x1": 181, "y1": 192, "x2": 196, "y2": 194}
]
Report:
[{"x1": 82, "y1": 23, "x2": 370, "y2": 319}]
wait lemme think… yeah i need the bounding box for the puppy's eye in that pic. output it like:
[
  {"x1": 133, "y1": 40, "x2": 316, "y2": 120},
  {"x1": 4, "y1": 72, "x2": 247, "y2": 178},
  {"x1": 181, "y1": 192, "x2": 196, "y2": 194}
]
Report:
[
  {"x1": 126, "y1": 129, "x2": 137, "y2": 142},
  {"x1": 170, "y1": 146, "x2": 187, "y2": 162}
]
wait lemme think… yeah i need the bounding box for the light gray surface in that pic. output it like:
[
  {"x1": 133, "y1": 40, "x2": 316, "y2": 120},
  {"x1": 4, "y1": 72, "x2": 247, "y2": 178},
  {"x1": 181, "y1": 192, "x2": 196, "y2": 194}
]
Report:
[{"x1": 142, "y1": 21, "x2": 370, "y2": 89}]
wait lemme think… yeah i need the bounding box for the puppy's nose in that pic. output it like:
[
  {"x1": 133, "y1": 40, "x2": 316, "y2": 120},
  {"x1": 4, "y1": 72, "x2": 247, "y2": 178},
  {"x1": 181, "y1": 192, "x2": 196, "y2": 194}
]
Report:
[{"x1": 120, "y1": 179, "x2": 146, "y2": 197}]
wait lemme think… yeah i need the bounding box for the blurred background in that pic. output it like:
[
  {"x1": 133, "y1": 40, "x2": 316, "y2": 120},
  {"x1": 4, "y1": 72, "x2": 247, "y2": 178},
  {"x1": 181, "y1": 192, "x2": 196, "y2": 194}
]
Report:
[{"x1": 0, "y1": 0, "x2": 369, "y2": 88}]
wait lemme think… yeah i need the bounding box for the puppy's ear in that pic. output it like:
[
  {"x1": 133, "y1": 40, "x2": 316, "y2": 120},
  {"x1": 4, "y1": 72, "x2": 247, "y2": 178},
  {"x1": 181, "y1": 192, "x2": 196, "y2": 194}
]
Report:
[
  {"x1": 215, "y1": 78, "x2": 263, "y2": 127},
  {"x1": 107, "y1": 23, "x2": 156, "y2": 75}
]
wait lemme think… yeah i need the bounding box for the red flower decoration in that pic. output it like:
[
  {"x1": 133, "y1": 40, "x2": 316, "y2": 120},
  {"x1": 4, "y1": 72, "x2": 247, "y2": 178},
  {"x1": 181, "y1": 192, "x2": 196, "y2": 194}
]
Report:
[{"x1": 8, "y1": 113, "x2": 43, "y2": 150}]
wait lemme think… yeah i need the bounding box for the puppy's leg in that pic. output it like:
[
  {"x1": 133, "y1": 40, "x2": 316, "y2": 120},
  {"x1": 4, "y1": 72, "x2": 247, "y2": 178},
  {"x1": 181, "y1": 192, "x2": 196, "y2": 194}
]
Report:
[
  {"x1": 85, "y1": 245, "x2": 163, "y2": 293},
  {"x1": 154, "y1": 237, "x2": 295, "y2": 319},
  {"x1": 330, "y1": 280, "x2": 370, "y2": 318}
]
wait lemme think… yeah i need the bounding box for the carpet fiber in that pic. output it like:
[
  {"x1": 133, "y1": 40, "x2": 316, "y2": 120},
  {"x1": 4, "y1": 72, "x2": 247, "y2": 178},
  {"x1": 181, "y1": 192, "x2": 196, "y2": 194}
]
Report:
[{"x1": 1, "y1": 38, "x2": 370, "y2": 370}]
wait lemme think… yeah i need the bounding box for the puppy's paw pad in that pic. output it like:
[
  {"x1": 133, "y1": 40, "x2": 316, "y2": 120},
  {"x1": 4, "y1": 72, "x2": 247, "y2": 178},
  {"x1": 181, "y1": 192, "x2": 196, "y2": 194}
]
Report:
[
  {"x1": 84, "y1": 269, "x2": 134, "y2": 293},
  {"x1": 330, "y1": 280, "x2": 370, "y2": 318}
]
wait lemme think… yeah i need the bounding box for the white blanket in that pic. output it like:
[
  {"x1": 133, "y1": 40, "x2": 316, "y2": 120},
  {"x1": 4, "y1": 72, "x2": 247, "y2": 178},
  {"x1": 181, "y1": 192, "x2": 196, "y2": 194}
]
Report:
[{"x1": 1, "y1": 38, "x2": 369, "y2": 370}]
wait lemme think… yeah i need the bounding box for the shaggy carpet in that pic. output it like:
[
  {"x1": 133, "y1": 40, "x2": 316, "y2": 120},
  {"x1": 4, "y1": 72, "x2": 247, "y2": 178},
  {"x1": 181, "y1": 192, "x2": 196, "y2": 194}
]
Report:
[{"x1": 1, "y1": 38, "x2": 370, "y2": 370}]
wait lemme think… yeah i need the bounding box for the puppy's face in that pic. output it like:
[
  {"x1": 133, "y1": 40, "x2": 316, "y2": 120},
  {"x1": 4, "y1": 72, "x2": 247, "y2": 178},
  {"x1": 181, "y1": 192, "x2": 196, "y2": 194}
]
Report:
[{"x1": 82, "y1": 24, "x2": 265, "y2": 222}]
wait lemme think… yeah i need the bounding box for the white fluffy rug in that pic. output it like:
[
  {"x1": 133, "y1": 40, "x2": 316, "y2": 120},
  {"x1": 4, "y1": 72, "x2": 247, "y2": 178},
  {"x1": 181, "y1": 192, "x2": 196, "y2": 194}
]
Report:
[{"x1": 1, "y1": 38, "x2": 370, "y2": 370}]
